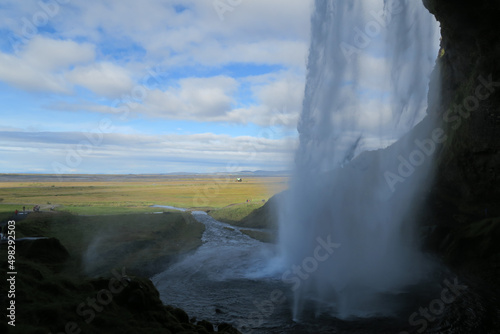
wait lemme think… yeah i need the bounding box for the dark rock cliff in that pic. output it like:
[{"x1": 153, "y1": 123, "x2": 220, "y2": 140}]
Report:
[
  {"x1": 424, "y1": 0, "x2": 500, "y2": 202},
  {"x1": 421, "y1": 0, "x2": 500, "y2": 288}
]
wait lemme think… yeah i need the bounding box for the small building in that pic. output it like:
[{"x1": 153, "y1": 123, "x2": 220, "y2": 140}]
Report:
[{"x1": 236, "y1": 178, "x2": 242, "y2": 182}]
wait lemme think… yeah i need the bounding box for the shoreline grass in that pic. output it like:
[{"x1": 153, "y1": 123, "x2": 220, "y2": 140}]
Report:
[{"x1": 207, "y1": 202, "x2": 265, "y2": 224}]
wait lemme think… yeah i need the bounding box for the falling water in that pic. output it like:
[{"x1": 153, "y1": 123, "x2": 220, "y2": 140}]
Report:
[{"x1": 278, "y1": 0, "x2": 440, "y2": 320}]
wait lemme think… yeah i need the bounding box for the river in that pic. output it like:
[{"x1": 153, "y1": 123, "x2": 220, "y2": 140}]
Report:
[{"x1": 150, "y1": 211, "x2": 471, "y2": 333}]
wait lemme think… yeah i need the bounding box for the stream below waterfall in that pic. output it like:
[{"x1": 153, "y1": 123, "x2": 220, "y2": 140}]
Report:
[
  {"x1": 149, "y1": 211, "x2": 495, "y2": 333},
  {"x1": 152, "y1": 211, "x2": 293, "y2": 333}
]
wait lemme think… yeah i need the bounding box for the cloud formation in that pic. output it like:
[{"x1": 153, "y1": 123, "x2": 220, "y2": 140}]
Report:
[
  {"x1": 0, "y1": 0, "x2": 312, "y2": 173},
  {"x1": 0, "y1": 130, "x2": 296, "y2": 173}
]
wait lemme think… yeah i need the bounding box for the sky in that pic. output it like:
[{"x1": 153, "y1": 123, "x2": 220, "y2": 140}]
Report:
[{"x1": 0, "y1": 0, "x2": 313, "y2": 174}]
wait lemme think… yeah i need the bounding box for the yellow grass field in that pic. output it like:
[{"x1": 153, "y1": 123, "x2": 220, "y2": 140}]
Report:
[{"x1": 0, "y1": 174, "x2": 288, "y2": 215}]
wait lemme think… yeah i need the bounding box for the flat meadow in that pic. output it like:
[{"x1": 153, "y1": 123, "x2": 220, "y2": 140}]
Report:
[{"x1": 0, "y1": 174, "x2": 288, "y2": 216}]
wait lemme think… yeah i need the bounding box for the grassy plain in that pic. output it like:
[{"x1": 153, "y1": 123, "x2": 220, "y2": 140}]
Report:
[{"x1": 0, "y1": 174, "x2": 288, "y2": 216}]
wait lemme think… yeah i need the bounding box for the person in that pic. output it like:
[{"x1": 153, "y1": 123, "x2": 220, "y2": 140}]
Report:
[
  {"x1": 15, "y1": 209, "x2": 18, "y2": 215},
  {"x1": 23, "y1": 206, "x2": 25, "y2": 213}
]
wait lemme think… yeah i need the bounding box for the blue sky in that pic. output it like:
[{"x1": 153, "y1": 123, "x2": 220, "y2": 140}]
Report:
[{"x1": 0, "y1": 0, "x2": 313, "y2": 174}]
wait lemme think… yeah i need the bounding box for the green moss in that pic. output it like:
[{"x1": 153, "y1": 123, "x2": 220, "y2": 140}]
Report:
[
  {"x1": 208, "y1": 203, "x2": 264, "y2": 225},
  {"x1": 439, "y1": 47, "x2": 445, "y2": 58}
]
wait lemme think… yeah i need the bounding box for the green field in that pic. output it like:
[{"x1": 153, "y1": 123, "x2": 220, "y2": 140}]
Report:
[
  {"x1": 0, "y1": 174, "x2": 288, "y2": 216},
  {"x1": 208, "y1": 202, "x2": 264, "y2": 224}
]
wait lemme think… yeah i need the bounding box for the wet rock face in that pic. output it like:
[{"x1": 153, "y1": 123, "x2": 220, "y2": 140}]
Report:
[
  {"x1": 423, "y1": 0, "x2": 500, "y2": 201},
  {"x1": 417, "y1": 5, "x2": 500, "y2": 332},
  {"x1": 424, "y1": 0, "x2": 500, "y2": 85}
]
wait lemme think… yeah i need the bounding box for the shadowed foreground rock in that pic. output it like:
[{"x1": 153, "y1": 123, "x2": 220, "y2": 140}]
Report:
[
  {"x1": 16, "y1": 237, "x2": 69, "y2": 265},
  {"x1": 0, "y1": 237, "x2": 241, "y2": 334}
]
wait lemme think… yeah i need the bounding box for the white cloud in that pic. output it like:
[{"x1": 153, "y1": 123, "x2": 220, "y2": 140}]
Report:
[
  {"x1": 221, "y1": 73, "x2": 304, "y2": 128},
  {"x1": 22, "y1": 36, "x2": 95, "y2": 70},
  {"x1": 52, "y1": 0, "x2": 312, "y2": 69},
  {"x1": 0, "y1": 0, "x2": 312, "y2": 105},
  {"x1": 0, "y1": 36, "x2": 134, "y2": 97},
  {"x1": 162, "y1": 39, "x2": 309, "y2": 70},
  {"x1": 0, "y1": 130, "x2": 297, "y2": 173},
  {"x1": 45, "y1": 70, "x2": 305, "y2": 129},
  {"x1": 0, "y1": 0, "x2": 313, "y2": 173},
  {"x1": 0, "y1": 36, "x2": 95, "y2": 93},
  {"x1": 0, "y1": 52, "x2": 67, "y2": 93},
  {"x1": 140, "y1": 75, "x2": 238, "y2": 119},
  {"x1": 67, "y1": 62, "x2": 134, "y2": 98}
]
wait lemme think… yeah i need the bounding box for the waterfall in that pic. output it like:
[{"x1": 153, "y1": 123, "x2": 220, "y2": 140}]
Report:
[{"x1": 278, "y1": 0, "x2": 440, "y2": 320}]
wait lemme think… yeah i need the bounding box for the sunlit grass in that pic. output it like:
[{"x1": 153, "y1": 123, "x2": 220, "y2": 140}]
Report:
[
  {"x1": 208, "y1": 202, "x2": 265, "y2": 224},
  {"x1": 0, "y1": 175, "x2": 288, "y2": 215}
]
